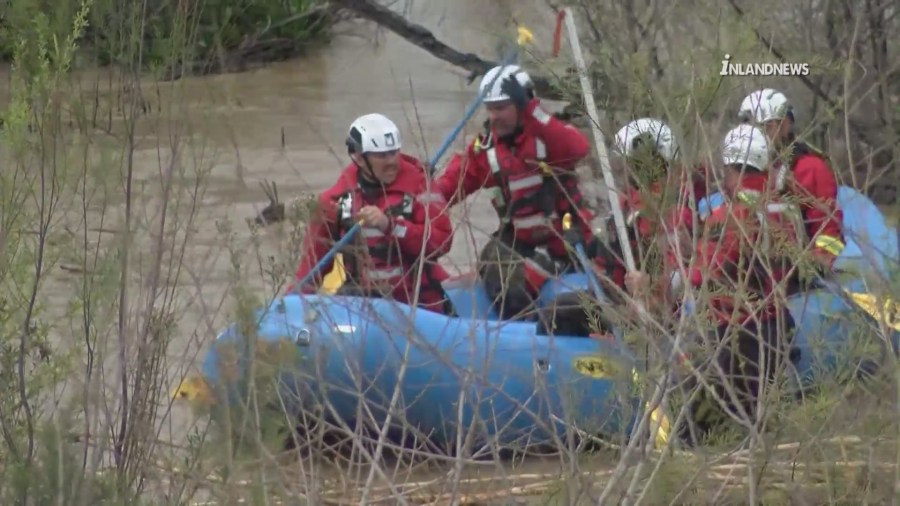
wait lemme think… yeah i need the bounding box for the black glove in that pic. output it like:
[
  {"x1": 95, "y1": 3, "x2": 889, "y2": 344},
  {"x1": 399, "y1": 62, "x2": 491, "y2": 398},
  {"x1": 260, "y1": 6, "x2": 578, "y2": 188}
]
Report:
[{"x1": 500, "y1": 75, "x2": 530, "y2": 110}]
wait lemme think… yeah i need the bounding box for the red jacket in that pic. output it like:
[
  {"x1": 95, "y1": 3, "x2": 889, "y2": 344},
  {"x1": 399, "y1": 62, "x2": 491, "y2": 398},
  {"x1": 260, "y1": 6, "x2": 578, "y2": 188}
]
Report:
[
  {"x1": 596, "y1": 166, "x2": 708, "y2": 292},
  {"x1": 290, "y1": 154, "x2": 454, "y2": 312},
  {"x1": 689, "y1": 172, "x2": 800, "y2": 326},
  {"x1": 436, "y1": 98, "x2": 592, "y2": 260},
  {"x1": 771, "y1": 143, "x2": 844, "y2": 264}
]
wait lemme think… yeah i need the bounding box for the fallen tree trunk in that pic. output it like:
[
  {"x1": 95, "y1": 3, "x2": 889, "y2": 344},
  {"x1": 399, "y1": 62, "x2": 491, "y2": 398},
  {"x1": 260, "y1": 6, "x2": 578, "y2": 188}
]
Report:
[{"x1": 330, "y1": 0, "x2": 566, "y2": 100}]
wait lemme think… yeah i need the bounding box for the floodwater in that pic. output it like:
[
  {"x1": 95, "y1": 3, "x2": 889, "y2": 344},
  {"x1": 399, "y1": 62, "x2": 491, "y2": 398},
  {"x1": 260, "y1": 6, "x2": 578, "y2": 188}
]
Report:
[{"x1": 6, "y1": 0, "x2": 610, "y2": 502}]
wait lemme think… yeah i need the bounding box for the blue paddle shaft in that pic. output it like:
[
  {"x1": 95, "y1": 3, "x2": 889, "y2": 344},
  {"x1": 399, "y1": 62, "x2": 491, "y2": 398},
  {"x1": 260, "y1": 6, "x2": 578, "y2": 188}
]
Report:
[
  {"x1": 574, "y1": 243, "x2": 604, "y2": 301},
  {"x1": 574, "y1": 242, "x2": 627, "y2": 347},
  {"x1": 295, "y1": 43, "x2": 523, "y2": 291}
]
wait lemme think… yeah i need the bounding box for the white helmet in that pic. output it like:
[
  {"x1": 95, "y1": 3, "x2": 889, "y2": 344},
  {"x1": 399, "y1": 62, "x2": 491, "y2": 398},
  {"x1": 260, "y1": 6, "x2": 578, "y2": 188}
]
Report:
[
  {"x1": 479, "y1": 64, "x2": 533, "y2": 103},
  {"x1": 738, "y1": 88, "x2": 793, "y2": 124},
  {"x1": 721, "y1": 124, "x2": 770, "y2": 171},
  {"x1": 346, "y1": 113, "x2": 402, "y2": 154},
  {"x1": 613, "y1": 118, "x2": 679, "y2": 162}
]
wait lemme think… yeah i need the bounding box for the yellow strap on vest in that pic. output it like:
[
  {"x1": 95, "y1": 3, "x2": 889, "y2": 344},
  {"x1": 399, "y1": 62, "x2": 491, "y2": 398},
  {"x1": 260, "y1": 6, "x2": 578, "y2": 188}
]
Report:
[
  {"x1": 735, "y1": 190, "x2": 759, "y2": 207},
  {"x1": 814, "y1": 234, "x2": 845, "y2": 257}
]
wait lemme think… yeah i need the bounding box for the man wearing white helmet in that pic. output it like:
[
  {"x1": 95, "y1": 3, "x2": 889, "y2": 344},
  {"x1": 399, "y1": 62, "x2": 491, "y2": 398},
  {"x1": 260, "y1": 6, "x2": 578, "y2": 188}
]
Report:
[
  {"x1": 738, "y1": 88, "x2": 844, "y2": 270},
  {"x1": 290, "y1": 113, "x2": 456, "y2": 314},
  {"x1": 648, "y1": 124, "x2": 800, "y2": 444},
  {"x1": 434, "y1": 64, "x2": 592, "y2": 319},
  {"x1": 596, "y1": 118, "x2": 709, "y2": 302}
]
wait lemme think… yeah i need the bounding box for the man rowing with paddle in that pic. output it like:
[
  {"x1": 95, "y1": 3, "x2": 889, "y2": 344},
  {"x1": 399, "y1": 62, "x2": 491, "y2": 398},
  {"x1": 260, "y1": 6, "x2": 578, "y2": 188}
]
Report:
[
  {"x1": 435, "y1": 64, "x2": 597, "y2": 325},
  {"x1": 289, "y1": 113, "x2": 456, "y2": 314}
]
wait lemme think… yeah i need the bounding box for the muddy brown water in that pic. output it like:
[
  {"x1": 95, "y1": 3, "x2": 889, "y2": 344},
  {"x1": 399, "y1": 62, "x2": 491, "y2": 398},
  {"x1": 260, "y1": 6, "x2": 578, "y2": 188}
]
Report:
[{"x1": 3, "y1": 0, "x2": 614, "y2": 501}]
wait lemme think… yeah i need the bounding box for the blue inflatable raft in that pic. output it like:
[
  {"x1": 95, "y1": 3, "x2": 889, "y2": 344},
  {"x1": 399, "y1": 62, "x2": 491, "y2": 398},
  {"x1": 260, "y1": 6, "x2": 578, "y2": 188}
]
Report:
[
  {"x1": 201, "y1": 272, "x2": 644, "y2": 451},
  {"x1": 191, "y1": 186, "x2": 898, "y2": 450}
]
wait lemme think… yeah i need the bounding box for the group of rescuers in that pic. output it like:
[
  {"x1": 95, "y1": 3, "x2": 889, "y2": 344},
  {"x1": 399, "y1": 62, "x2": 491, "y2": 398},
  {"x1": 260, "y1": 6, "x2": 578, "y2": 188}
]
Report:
[{"x1": 288, "y1": 63, "x2": 846, "y2": 441}]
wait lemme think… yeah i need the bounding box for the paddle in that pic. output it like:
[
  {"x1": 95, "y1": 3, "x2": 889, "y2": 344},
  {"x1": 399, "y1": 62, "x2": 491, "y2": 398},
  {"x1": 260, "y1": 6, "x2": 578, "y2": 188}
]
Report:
[
  {"x1": 557, "y1": 9, "x2": 654, "y2": 329},
  {"x1": 561, "y1": 213, "x2": 606, "y2": 304},
  {"x1": 556, "y1": 9, "x2": 679, "y2": 478},
  {"x1": 303, "y1": 26, "x2": 535, "y2": 294}
]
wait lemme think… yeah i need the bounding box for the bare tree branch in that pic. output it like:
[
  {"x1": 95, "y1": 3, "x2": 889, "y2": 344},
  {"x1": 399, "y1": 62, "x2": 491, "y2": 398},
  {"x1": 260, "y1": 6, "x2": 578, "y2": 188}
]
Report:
[{"x1": 330, "y1": 0, "x2": 565, "y2": 99}]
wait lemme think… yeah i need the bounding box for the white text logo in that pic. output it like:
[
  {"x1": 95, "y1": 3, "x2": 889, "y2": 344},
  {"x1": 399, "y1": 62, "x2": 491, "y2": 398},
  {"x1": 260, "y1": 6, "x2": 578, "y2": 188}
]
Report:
[{"x1": 719, "y1": 54, "x2": 810, "y2": 76}]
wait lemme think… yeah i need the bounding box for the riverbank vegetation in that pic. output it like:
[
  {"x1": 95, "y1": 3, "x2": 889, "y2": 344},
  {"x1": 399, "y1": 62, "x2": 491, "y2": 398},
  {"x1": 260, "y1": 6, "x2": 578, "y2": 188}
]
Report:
[
  {"x1": 0, "y1": 0, "x2": 897, "y2": 504},
  {"x1": 0, "y1": 0, "x2": 337, "y2": 78}
]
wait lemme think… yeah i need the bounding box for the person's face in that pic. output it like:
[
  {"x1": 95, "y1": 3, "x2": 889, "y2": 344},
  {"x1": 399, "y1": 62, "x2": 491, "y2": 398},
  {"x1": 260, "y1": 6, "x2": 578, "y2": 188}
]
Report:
[
  {"x1": 723, "y1": 165, "x2": 742, "y2": 198},
  {"x1": 486, "y1": 101, "x2": 520, "y2": 137},
  {"x1": 626, "y1": 146, "x2": 668, "y2": 188},
  {"x1": 763, "y1": 117, "x2": 790, "y2": 146},
  {"x1": 354, "y1": 150, "x2": 400, "y2": 184}
]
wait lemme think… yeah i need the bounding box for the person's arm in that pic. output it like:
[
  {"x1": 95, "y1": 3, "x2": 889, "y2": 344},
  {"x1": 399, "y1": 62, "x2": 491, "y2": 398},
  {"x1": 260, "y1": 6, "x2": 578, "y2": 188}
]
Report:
[
  {"x1": 522, "y1": 99, "x2": 590, "y2": 168},
  {"x1": 792, "y1": 157, "x2": 844, "y2": 253},
  {"x1": 287, "y1": 197, "x2": 337, "y2": 294},
  {"x1": 390, "y1": 190, "x2": 454, "y2": 260},
  {"x1": 435, "y1": 147, "x2": 492, "y2": 206}
]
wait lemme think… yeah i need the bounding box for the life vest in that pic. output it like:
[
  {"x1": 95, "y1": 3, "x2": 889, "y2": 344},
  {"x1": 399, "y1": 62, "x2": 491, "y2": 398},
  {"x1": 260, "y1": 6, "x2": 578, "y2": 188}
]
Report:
[
  {"x1": 733, "y1": 189, "x2": 807, "y2": 253},
  {"x1": 476, "y1": 131, "x2": 585, "y2": 246},
  {"x1": 334, "y1": 183, "x2": 416, "y2": 289},
  {"x1": 702, "y1": 188, "x2": 805, "y2": 306},
  {"x1": 699, "y1": 189, "x2": 804, "y2": 233},
  {"x1": 331, "y1": 178, "x2": 451, "y2": 313}
]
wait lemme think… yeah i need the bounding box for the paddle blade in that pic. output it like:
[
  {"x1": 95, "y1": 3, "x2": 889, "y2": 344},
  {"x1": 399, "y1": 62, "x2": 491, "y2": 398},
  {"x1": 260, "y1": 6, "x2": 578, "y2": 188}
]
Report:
[{"x1": 321, "y1": 253, "x2": 347, "y2": 295}]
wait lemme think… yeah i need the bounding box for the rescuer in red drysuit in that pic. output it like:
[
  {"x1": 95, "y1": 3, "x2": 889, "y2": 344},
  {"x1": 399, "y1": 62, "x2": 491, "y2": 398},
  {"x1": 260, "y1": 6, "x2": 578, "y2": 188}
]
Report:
[
  {"x1": 738, "y1": 88, "x2": 844, "y2": 272},
  {"x1": 592, "y1": 118, "x2": 710, "y2": 309},
  {"x1": 289, "y1": 113, "x2": 455, "y2": 314},
  {"x1": 435, "y1": 64, "x2": 595, "y2": 324}
]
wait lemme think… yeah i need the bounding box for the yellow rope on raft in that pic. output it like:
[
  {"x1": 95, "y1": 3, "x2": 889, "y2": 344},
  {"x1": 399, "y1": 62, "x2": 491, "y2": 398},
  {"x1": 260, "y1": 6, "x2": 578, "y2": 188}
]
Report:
[{"x1": 844, "y1": 290, "x2": 900, "y2": 332}]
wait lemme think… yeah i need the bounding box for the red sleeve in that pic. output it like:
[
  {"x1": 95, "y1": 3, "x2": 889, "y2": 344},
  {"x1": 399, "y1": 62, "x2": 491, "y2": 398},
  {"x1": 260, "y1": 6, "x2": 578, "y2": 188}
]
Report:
[
  {"x1": 288, "y1": 197, "x2": 337, "y2": 294},
  {"x1": 389, "y1": 188, "x2": 454, "y2": 259},
  {"x1": 791, "y1": 157, "x2": 843, "y2": 240},
  {"x1": 435, "y1": 147, "x2": 493, "y2": 206},
  {"x1": 522, "y1": 99, "x2": 590, "y2": 169}
]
